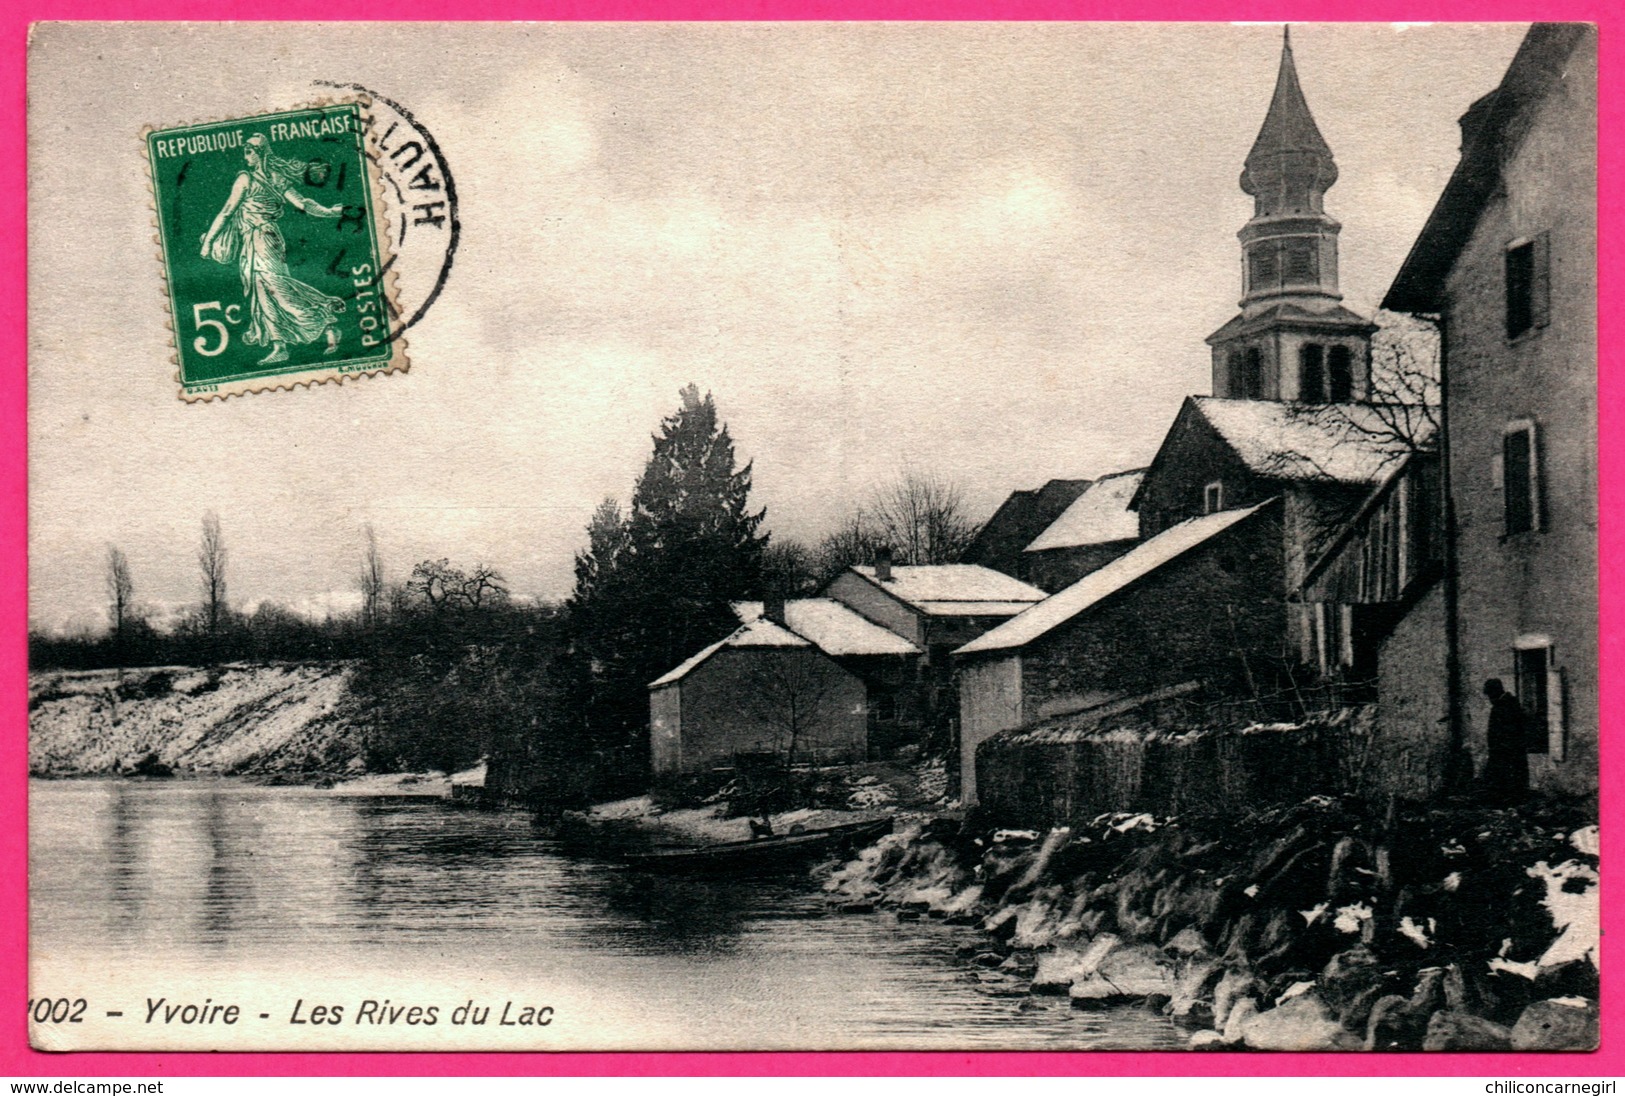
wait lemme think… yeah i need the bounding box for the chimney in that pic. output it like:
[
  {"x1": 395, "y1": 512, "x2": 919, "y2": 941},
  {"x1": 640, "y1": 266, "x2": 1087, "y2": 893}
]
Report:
[
  {"x1": 764, "y1": 596, "x2": 788, "y2": 627},
  {"x1": 874, "y1": 545, "x2": 894, "y2": 582},
  {"x1": 1458, "y1": 91, "x2": 1497, "y2": 153}
]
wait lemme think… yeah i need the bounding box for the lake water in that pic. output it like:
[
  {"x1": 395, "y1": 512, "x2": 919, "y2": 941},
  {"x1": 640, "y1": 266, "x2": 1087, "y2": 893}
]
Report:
[{"x1": 29, "y1": 779, "x2": 1181, "y2": 1052}]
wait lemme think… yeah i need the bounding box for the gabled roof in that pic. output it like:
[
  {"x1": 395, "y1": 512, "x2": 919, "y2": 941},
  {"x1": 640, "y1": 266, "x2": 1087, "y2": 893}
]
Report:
[
  {"x1": 962, "y1": 478, "x2": 1093, "y2": 568},
  {"x1": 956, "y1": 501, "x2": 1277, "y2": 657},
  {"x1": 1385, "y1": 24, "x2": 1594, "y2": 313},
  {"x1": 846, "y1": 564, "x2": 1047, "y2": 617},
  {"x1": 1024, "y1": 469, "x2": 1146, "y2": 552},
  {"x1": 648, "y1": 617, "x2": 809, "y2": 688},
  {"x1": 1194, "y1": 397, "x2": 1433, "y2": 484},
  {"x1": 1133, "y1": 397, "x2": 1433, "y2": 511},
  {"x1": 732, "y1": 599, "x2": 921, "y2": 657}
]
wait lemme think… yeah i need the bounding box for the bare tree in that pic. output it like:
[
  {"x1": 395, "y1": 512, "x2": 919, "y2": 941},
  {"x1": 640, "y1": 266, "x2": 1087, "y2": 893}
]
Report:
[
  {"x1": 1259, "y1": 312, "x2": 1443, "y2": 565},
  {"x1": 742, "y1": 649, "x2": 837, "y2": 771},
  {"x1": 407, "y1": 558, "x2": 510, "y2": 613},
  {"x1": 1361, "y1": 310, "x2": 1442, "y2": 451},
  {"x1": 105, "y1": 545, "x2": 134, "y2": 647},
  {"x1": 198, "y1": 511, "x2": 228, "y2": 639},
  {"x1": 761, "y1": 537, "x2": 818, "y2": 598},
  {"x1": 1274, "y1": 311, "x2": 1442, "y2": 476},
  {"x1": 811, "y1": 471, "x2": 980, "y2": 583},
  {"x1": 358, "y1": 525, "x2": 385, "y2": 631},
  {"x1": 870, "y1": 470, "x2": 978, "y2": 565},
  {"x1": 812, "y1": 512, "x2": 878, "y2": 585},
  {"x1": 461, "y1": 565, "x2": 510, "y2": 610}
]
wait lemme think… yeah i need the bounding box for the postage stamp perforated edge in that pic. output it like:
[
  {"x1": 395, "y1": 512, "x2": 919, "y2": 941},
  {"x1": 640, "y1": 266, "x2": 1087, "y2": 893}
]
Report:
[{"x1": 142, "y1": 96, "x2": 410, "y2": 404}]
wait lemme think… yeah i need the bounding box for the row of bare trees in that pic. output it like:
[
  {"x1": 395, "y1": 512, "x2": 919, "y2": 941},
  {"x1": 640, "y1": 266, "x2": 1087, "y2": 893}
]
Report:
[
  {"x1": 764, "y1": 469, "x2": 981, "y2": 595},
  {"x1": 35, "y1": 510, "x2": 520, "y2": 673},
  {"x1": 91, "y1": 511, "x2": 234, "y2": 667}
]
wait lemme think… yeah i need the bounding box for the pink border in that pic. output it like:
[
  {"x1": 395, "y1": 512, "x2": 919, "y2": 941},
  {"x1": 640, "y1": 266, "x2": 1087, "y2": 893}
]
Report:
[{"x1": 2, "y1": 1, "x2": 1617, "y2": 1078}]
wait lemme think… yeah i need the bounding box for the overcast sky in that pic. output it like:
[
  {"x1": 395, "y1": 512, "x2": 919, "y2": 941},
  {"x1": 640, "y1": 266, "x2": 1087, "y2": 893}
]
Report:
[{"x1": 28, "y1": 21, "x2": 1527, "y2": 633}]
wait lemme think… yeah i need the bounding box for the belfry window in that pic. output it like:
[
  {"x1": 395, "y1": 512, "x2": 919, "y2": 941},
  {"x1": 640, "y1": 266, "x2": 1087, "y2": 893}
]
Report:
[
  {"x1": 1249, "y1": 248, "x2": 1279, "y2": 290},
  {"x1": 1327, "y1": 346, "x2": 1354, "y2": 402},
  {"x1": 1231, "y1": 347, "x2": 1266, "y2": 399},
  {"x1": 1299, "y1": 344, "x2": 1326, "y2": 402},
  {"x1": 1284, "y1": 242, "x2": 1316, "y2": 282}
]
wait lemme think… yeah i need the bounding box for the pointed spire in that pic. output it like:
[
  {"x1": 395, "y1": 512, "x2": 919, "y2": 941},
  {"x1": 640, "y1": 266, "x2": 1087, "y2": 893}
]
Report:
[{"x1": 1241, "y1": 25, "x2": 1337, "y2": 197}]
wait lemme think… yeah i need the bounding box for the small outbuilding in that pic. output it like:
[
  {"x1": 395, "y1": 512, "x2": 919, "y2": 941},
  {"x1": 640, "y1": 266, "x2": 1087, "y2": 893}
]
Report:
[{"x1": 649, "y1": 598, "x2": 921, "y2": 776}]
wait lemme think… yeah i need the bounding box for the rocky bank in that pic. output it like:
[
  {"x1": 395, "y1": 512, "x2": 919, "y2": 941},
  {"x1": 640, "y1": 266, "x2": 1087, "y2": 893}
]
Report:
[{"x1": 824, "y1": 794, "x2": 1598, "y2": 1051}]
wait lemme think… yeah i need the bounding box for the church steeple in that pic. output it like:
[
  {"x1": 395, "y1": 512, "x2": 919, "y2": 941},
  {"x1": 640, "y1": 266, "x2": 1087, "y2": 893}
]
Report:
[
  {"x1": 1207, "y1": 26, "x2": 1375, "y2": 405},
  {"x1": 1241, "y1": 26, "x2": 1338, "y2": 217}
]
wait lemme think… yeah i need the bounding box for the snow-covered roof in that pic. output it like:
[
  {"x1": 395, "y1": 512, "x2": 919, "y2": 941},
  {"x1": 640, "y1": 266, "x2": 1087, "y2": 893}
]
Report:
[
  {"x1": 1193, "y1": 397, "x2": 1433, "y2": 485},
  {"x1": 732, "y1": 599, "x2": 921, "y2": 657},
  {"x1": 1024, "y1": 469, "x2": 1146, "y2": 552},
  {"x1": 648, "y1": 617, "x2": 809, "y2": 688},
  {"x1": 956, "y1": 501, "x2": 1275, "y2": 656},
  {"x1": 849, "y1": 564, "x2": 1046, "y2": 616}
]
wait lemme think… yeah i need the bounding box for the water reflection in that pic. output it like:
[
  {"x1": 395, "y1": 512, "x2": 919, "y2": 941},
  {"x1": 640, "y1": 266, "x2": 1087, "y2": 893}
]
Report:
[{"x1": 31, "y1": 779, "x2": 1183, "y2": 1050}]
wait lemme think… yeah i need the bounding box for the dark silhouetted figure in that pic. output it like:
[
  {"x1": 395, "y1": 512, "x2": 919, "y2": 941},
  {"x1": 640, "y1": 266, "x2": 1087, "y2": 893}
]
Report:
[{"x1": 1481, "y1": 679, "x2": 1530, "y2": 805}]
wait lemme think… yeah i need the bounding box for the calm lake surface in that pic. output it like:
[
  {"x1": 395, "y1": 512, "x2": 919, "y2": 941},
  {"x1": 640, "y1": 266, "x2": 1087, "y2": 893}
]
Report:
[{"x1": 29, "y1": 779, "x2": 1181, "y2": 1051}]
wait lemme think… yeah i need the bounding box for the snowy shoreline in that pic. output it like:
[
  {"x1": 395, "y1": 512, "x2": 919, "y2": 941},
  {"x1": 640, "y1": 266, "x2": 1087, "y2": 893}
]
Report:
[{"x1": 26, "y1": 764, "x2": 487, "y2": 798}]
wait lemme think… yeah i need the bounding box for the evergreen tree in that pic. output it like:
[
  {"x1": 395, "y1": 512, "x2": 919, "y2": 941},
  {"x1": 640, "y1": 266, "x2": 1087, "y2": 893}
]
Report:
[{"x1": 569, "y1": 385, "x2": 769, "y2": 789}]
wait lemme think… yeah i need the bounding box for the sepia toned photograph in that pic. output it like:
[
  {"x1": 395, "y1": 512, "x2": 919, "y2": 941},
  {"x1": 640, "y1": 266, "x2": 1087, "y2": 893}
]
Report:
[{"x1": 26, "y1": 21, "x2": 1596, "y2": 1054}]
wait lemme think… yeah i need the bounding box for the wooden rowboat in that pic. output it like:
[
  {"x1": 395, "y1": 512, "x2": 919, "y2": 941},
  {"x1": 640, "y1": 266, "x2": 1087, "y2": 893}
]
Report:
[{"x1": 623, "y1": 817, "x2": 893, "y2": 874}]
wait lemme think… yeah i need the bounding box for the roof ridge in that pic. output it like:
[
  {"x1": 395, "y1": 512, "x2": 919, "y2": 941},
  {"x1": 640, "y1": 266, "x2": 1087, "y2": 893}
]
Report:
[{"x1": 960, "y1": 500, "x2": 1278, "y2": 656}]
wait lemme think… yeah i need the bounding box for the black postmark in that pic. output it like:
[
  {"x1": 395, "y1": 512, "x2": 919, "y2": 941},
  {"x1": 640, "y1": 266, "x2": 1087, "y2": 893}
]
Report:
[{"x1": 314, "y1": 81, "x2": 460, "y2": 349}]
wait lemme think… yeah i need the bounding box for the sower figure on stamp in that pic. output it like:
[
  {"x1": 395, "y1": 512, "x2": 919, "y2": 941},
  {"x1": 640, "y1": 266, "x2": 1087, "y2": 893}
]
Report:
[
  {"x1": 1481, "y1": 678, "x2": 1530, "y2": 805},
  {"x1": 200, "y1": 132, "x2": 347, "y2": 365}
]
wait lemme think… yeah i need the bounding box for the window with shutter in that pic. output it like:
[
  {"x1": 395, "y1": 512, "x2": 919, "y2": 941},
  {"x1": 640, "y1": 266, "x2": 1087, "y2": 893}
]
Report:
[
  {"x1": 1250, "y1": 247, "x2": 1278, "y2": 290},
  {"x1": 1547, "y1": 665, "x2": 1566, "y2": 760},
  {"x1": 1502, "y1": 421, "x2": 1540, "y2": 534},
  {"x1": 1506, "y1": 240, "x2": 1534, "y2": 337},
  {"x1": 1505, "y1": 233, "x2": 1551, "y2": 339},
  {"x1": 1285, "y1": 242, "x2": 1316, "y2": 282},
  {"x1": 1531, "y1": 230, "x2": 1552, "y2": 329}
]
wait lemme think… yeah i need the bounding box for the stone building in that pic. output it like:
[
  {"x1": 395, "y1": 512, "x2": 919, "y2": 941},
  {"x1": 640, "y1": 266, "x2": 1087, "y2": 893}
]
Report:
[
  {"x1": 1020, "y1": 469, "x2": 1146, "y2": 593},
  {"x1": 961, "y1": 478, "x2": 1092, "y2": 580},
  {"x1": 731, "y1": 598, "x2": 926, "y2": 756},
  {"x1": 1378, "y1": 23, "x2": 1597, "y2": 795},
  {"x1": 956, "y1": 28, "x2": 1424, "y2": 812},
  {"x1": 954, "y1": 500, "x2": 1284, "y2": 805},
  {"x1": 821, "y1": 557, "x2": 1048, "y2": 748},
  {"x1": 1298, "y1": 452, "x2": 1448, "y2": 797},
  {"x1": 648, "y1": 598, "x2": 919, "y2": 776}
]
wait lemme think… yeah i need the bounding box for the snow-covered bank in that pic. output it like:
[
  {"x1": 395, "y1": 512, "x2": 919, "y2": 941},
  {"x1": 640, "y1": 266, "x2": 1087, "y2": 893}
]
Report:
[
  {"x1": 29, "y1": 663, "x2": 365, "y2": 778},
  {"x1": 571, "y1": 796, "x2": 885, "y2": 845},
  {"x1": 825, "y1": 795, "x2": 1598, "y2": 1051},
  {"x1": 563, "y1": 761, "x2": 948, "y2": 845}
]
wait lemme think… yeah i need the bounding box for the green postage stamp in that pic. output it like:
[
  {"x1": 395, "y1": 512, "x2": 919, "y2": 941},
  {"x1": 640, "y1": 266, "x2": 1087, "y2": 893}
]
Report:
[{"x1": 146, "y1": 102, "x2": 407, "y2": 401}]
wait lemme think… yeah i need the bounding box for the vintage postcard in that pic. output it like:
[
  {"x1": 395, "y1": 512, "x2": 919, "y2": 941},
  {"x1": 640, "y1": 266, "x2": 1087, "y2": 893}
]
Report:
[{"x1": 26, "y1": 22, "x2": 1597, "y2": 1054}]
